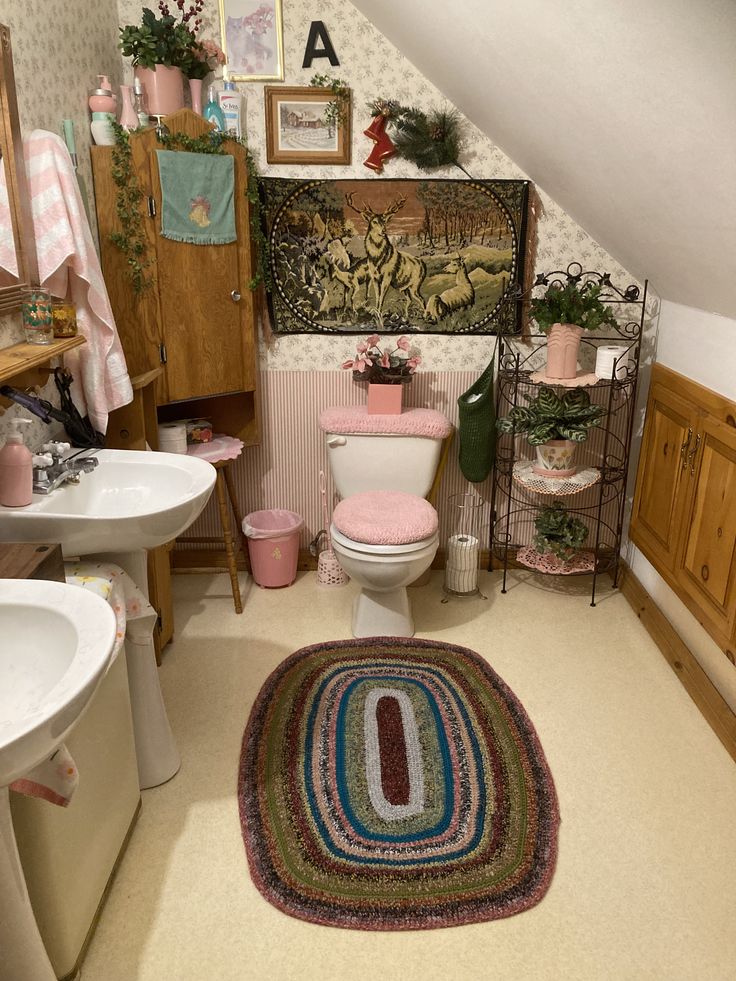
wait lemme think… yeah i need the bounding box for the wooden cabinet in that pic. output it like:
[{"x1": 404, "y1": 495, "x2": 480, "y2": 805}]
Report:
[
  {"x1": 91, "y1": 110, "x2": 258, "y2": 445},
  {"x1": 631, "y1": 364, "x2": 736, "y2": 653}
]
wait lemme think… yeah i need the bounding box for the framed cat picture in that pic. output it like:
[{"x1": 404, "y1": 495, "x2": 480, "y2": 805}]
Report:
[{"x1": 218, "y1": 0, "x2": 285, "y2": 81}]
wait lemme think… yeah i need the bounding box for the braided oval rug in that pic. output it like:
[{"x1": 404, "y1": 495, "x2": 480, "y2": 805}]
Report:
[{"x1": 239, "y1": 637, "x2": 559, "y2": 930}]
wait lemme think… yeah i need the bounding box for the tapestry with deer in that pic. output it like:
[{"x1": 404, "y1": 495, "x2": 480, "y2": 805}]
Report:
[{"x1": 262, "y1": 178, "x2": 531, "y2": 334}]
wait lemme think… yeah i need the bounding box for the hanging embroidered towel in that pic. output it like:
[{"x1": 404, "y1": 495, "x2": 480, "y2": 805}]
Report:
[{"x1": 156, "y1": 149, "x2": 237, "y2": 245}]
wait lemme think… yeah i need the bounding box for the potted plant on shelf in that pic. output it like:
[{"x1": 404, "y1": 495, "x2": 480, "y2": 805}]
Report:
[
  {"x1": 342, "y1": 334, "x2": 421, "y2": 415},
  {"x1": 120, "y1": 2, "x2": 223, "y2": 117},
  {"x1": 496, "y1": 385, "x2": 605, "y2": 477},
  {"x1": 530, "y1": 280, "x2": 619, "y2": 381},
  {"x1": 518, "y1": 501, "x2": 592, "y2": 573}
]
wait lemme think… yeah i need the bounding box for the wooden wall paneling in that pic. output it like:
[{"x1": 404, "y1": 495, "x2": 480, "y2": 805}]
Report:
[
  {"x1": 630, "y1": 373, "x2": 695, "y2": 572},
  {"x1": 677, "y1": 413, "x2": 736, "y2": 638}
]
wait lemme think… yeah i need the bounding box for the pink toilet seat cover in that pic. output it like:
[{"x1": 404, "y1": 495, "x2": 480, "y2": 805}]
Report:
[{"x1": 333, "y1": 491, "x2": 438, "y2": 545}]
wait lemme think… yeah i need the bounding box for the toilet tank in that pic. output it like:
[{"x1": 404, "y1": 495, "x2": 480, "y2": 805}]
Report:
[{"x1": 320, "y1": 406, "x2": 453, "y2": 499}]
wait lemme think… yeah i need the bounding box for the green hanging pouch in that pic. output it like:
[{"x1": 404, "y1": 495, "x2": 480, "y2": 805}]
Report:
[{"x1": 457, "y1": 336, "x2": 500, "y2": 483}]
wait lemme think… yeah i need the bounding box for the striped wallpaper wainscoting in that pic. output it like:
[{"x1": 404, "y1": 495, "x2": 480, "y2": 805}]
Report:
[{"x1": 178, "y1": 370, "x2": 493, "y2": 558}]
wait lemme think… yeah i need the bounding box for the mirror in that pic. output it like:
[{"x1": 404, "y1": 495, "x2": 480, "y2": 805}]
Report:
[{"x1": 0, "y1": 23, "x2": 38, "y2": 314}]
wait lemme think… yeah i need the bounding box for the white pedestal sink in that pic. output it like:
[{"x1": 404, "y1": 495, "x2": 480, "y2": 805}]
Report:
[
  {"x1": 0, "y1": 579, "x2": 117, "y2": 981},
  {"x1": 0, "y1": 448, "x2": 217, "y2": 791},
  {"x1": 0, "y1": 448, "x2": 216, "y2": 556}
]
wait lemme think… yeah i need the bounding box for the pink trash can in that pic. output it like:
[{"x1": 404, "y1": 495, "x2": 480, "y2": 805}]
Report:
[{"x1": 243, "y1": 509, "x2": 303, "y2": 588}]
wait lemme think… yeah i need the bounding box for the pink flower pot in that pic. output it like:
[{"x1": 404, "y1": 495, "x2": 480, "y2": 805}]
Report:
[
  {"x1": 134, "y1": 66, "x2": 185, "y2": 116},
  {"x1": 545, "y1": 323, "x2": 583, "y2": 380},
  {"x1": 367, "y1": 383, "x2": 403, "y2": 415},
  {"x1": 532, "y1": 439, "x2": 578, "y2": 478},
  {"x1": 189, "y1": 78, "x2": 203, "y2": 116}
]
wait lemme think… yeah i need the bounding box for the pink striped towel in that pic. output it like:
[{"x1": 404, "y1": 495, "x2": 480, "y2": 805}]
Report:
[{"x1": 24, "y1": 131, "x2": 132, "y2": 433}]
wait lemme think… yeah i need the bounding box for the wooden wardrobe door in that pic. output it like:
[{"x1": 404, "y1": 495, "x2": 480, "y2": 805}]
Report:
[
  {"x1": 677, "y1": 415, "x2": 736, "y2": 638},
  {"x1": 150, "y1": 149, "x2": 247, "y2": 403},
  {"x1": 630, "y1": 375, "x2": 694, "y2": 573}
]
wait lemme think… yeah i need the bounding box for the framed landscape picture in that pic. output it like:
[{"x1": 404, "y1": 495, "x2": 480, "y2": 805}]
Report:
[
  {"x1": 264, "y1": 86, "x2": 352, "y2": 165},
  {"x1": 261, "y1": 177, "x2": 531, "y2": 334},
  {"x1": 219, "y1": 0, "x2": 284, "y2": 81}
]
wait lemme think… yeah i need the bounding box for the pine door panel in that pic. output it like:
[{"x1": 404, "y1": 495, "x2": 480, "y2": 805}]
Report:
[
  {"x1": 151, "y1": 153, "x2": 244, "y2": 402},
  {"x1": 630, "y1": 379, "x2": 694, "y2": 572},
  {"x1": 677, "y1": 417, "x2": 736, "y2": 635}
]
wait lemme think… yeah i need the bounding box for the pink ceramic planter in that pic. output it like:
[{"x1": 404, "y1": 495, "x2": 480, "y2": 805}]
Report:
[
  {"x1": 545, "y1": 323, "x2": 583, "y2": 380},
  {"x1": 135, "y1": 66, "x2": 185, "y2": 116},
  {"x1": 367, "y1": 383, "x2": 403, "y2": 415}
]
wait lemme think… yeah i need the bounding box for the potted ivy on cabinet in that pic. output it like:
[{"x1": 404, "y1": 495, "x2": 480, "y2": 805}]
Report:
[
  {"x1": 496, "y1": 386, "x2": 606, "y2": 477},
  {"x1": 530, "y1": 281, "x2": 619, "y2": 381}
]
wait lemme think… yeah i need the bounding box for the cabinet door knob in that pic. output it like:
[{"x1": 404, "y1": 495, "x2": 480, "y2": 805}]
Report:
[{"x1": 231, "y1": 289, "x2": 241, "y2": 302}]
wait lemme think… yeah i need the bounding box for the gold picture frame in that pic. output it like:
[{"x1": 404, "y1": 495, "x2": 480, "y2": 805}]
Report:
[
  {"x1": 218, "y1": 0, "x2": 284, "y2": 82},
  {"x1": 264, "y1": 86, "x2": 352, "y2": 166}
]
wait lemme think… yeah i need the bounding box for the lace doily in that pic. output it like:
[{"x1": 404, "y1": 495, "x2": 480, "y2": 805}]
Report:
[
  {"x1": 512, "y1": 461, "x2": 601, "y2": 496},
  {"x1": 529, "y1": 370, "x2": 599, "y2": 388},
  {"x1": 516, "y1": 546, "x2": 595, "y2": 574}
]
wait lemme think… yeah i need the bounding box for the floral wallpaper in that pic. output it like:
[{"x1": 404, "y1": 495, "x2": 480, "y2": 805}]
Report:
[
  {"x1": 117, "y1": 0, "x2": 639, "y2": 375},
  {"x1": 0, "y1": 0, "x2": 640, "y2": 446},
  {"x1": 0, "y1": 0, "x2": 123, "y2": 445}
]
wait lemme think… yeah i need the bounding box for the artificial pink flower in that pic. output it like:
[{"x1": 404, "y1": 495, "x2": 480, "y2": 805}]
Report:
[
  {"x1": 379, "y1": 352, "x2": 391, "y2": 368},
  {"x1": 356, "y1": 341, "x2": 369, "y2": 353},
  {"x1": 396, "y1": 335, "x2": 409, "y2": 351},
  {"x1": 341, "y1": 359, "x2": 355, "y2": 370},
  {"x1": 366, "y1": 334, "x2": 380, "y2": 347}
]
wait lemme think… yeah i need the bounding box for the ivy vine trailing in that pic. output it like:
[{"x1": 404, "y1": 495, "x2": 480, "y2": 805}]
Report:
[
  {"x1": 110, "y1": 121, "x2": 154, "y2": 294},
  {"x1": 310, "y1": 72, "x2": 350, "y2": 129},
  {"x1": 109, "y1": 123, "x2": 271, "y2": 295}
]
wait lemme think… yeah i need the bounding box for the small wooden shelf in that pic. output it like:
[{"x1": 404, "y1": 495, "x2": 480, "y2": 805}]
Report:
[{"x1": 0, "y1": 335, "x2": 86, "y2": 390}]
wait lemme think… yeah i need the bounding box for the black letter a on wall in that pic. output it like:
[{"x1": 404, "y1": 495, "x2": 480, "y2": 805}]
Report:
[{"x1": 302, "y1": 21, "x2": 340, "y2": 68}]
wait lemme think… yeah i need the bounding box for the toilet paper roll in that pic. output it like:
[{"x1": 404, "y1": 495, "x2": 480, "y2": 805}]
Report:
[
  {"x1": 445, "y1": 563, "x2": 479, "y2": 594},
  {"x1": 447, "y1": 534, "x2": 480, "y2": 572},
  {"x1": 157, "y1": 422, "x2": 188, "y2": 454},
  {"x1": 595, "y1": 345, "x2": 630, "y2": 380}
]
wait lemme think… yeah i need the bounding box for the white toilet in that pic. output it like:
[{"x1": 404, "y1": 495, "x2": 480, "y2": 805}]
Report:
[{"x1": 319, "y1": 406, "x2": 453, "y2": 638}]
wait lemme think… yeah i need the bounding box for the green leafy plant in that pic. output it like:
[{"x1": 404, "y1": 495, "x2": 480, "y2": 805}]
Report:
[
  {"x1": 109, "y1": 122, "x2": 154, "y2": 295},
  {"x1": 530, "y1": 281, "x2": 619, "y2": 333},
  {"x1": 496, "y1": 385, "x2": 605, "y2": 445},
  {"x1": 533, "y1": 501, "x2": 589, "y2": 560},
  {"x1": 310, "y1": 73, "x2": 350, "y2": 129},
  {"x1": 119, "y1": 3, "x2": 223, "y2": 79},
  {"x1": 110, "y1": 124, "x2": 269, "y2": 294}
]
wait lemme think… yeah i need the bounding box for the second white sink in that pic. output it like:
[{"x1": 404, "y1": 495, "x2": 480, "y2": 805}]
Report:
[{"x1": 0, "y1": 448, "x2": 216, "y2": 556}]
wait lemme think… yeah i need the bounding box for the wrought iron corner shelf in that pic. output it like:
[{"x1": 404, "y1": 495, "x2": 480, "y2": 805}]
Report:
[{"x1": 491, "y1": 265, "x2": 648, "y2": 605}]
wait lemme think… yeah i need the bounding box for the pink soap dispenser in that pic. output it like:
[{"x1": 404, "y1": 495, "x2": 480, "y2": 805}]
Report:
[{"x1": 0, "y1": 417, "x2": 33, "y2": 507}]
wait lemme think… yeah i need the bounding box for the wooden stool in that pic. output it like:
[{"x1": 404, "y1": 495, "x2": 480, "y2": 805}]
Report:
[{"x1": 180, "y1": 442, "x2": 249, "y2": 614}]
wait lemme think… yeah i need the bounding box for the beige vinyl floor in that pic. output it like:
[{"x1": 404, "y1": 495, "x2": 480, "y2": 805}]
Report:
[{"x1": 81, "y1": 570, "x2": 736, "y2": 981}]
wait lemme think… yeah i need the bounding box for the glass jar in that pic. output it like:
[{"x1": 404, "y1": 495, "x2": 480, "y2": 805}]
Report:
[
  {"x1": 51, "y1": 300, "x2": 78, "y2": 338},
  {"x1": 21, "y1": 288, "x2": 54, "y2": 344}
]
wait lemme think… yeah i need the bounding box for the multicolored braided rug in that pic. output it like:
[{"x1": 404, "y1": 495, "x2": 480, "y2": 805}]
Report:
[{"x1": 238, "y1": 637, "x2": 559, "y2": 930}]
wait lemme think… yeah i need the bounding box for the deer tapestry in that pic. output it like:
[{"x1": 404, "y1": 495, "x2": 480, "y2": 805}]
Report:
[{"x1": 261, "y1": 178, "x2": 531, "y2": 335}]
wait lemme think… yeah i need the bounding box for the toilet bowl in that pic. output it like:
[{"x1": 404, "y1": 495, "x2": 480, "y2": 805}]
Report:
[
  {"x1": 319, "y1": 406, "x2": 453, "y2": 638},
  {"x1": 330, "y1": 489, "x2": 440, "y2": 637}
]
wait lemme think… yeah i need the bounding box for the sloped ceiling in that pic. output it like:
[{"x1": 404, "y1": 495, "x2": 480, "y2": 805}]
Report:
[{"x1": 351, "y1": 0, "x2": 736, "y2": 318}]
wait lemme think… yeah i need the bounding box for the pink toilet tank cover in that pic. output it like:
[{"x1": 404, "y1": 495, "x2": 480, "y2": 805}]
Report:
[
  {"x1": 319, "y1": 405, "x2": 453, "y2": 439},
  {"x1": 333, "y1": 491, "x2": 438, "y2": 545}
]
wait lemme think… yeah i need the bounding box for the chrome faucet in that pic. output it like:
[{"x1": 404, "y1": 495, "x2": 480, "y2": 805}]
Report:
[{"x1": 32, "y1": 442, "x2": 99, "y2": 495}]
